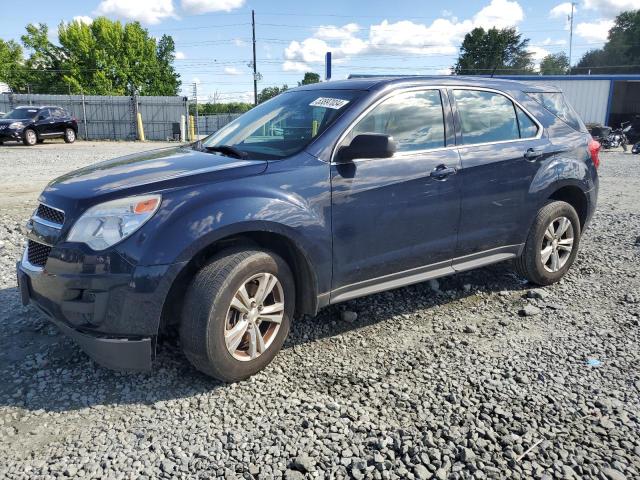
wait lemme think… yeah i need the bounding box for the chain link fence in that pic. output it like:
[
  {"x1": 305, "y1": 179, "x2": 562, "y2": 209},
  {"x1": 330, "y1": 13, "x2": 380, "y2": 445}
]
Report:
[{"x1": 0, "y1": 93, "x2": 189, "y2": 141}]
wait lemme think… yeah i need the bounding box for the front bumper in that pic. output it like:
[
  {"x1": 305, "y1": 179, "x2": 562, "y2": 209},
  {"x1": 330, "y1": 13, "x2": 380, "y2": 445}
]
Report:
[
  {"x1": 16, "y1": 254, "x2": 187, "y2": 372},
  {"x1": 0, "y1": 128, "x2": 23, "y2": 141}
]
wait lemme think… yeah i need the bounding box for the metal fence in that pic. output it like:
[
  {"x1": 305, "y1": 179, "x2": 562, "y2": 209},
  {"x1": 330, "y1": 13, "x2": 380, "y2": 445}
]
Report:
[
  {"x1": 0, "y1": 93, "x2": 189, "y2": 141},
  {"x1": 197, "y1": 113, "x2": 242, "y2": 136}
]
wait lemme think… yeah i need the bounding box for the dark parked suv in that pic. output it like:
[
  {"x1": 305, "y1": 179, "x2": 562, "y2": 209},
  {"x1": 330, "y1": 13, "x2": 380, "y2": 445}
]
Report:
[
  {"x1": 16, "y1": 77, "x2": 599, "y2": 381},
  {"x1": 0, "y1": 105, "x2": 78, "y2": 145}
]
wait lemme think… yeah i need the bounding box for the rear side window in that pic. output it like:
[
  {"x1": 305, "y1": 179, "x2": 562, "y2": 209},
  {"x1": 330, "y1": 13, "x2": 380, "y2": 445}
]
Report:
[
  {"x1": 453, "y1": 90, "x2": 539, "y2": 145},
  {"x1": 347, "y1": 90, "x2": 445, "y2": 153},
  {"x1": 516, "y1": 106, "x2": 539, "y2": 138},
  {"x1": 526, "y1": 92, "x2": 585, "y2": 132},
  {"x1": 453, "y1": 90, "x2": 519, "y2": 144}
]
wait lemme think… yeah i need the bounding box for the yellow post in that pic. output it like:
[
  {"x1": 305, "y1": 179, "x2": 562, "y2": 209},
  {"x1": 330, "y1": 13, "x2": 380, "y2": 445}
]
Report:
[
  {"x1": 189, "y1": 115, "x2": 195, "y2": 141},
  {"x1": 136, "y1": 112, "x2": 145, "y2": 141},
  {"x1": 312, "y1": 120, "x2": 318, "y2": 137}
]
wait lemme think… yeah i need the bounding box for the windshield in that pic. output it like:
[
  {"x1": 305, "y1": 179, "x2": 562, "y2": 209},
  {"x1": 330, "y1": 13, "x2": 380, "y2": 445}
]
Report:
[
  {"x1": 200, "y1": 89, "x2": 363, "y2": 159},
  {"x1": 3, "y1": 108, "x2": 39, "y2": 120}
]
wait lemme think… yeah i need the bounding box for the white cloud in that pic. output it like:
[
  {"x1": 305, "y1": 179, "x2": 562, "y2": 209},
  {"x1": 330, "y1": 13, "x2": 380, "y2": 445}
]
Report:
[
  {"x1": 234, "y1": 38, "x2": 247, "y2": 47},
  {"x1": 436, "y1": 68, "x2": 453, "y2": 75},
  {"x1": 575, "y1": 19, "x2": 614, "y2": 42},
  {"x1": 549, "y1": 2, "x2": 575, "y2": 18},
  {"x1": 582, "y1": 0, "x2": 638, "y2": 17},
  {"x1": 315, "y1": 23, "x2": 360, "y2": 40},
  {"x1": 283, "y1": 61, "x2": 311, "y2": 72},
  {"x1": 527, "y1": 46, "x2": 551, "y2": 70},
  {"x1": 181, "y1": 0, "x2": 244, "y2": 14},
  {"x1": 95, "y1": 0, "x2": 176, "y2": 24},
  {"x1": 224, "y1": 66, "x2": 242, "y2": 75},
  {"x1": 473, "y1": 0, "x2": 524, "y2": 29},
  {"x1": 282, "y1": 0, "x2": 526, "y2": 69},
  {"x1": 72, "y1": 16, "x2": 93, "y2": 25},
  {"x1": 175, "y1": 51, "x2": 186, "y2": 59}
]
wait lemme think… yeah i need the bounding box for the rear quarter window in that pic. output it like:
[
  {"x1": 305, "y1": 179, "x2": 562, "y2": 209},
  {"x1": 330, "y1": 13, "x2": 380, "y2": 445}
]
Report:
[{"x1": 526, "y1": 92, "x2": 586, "y2": 132}]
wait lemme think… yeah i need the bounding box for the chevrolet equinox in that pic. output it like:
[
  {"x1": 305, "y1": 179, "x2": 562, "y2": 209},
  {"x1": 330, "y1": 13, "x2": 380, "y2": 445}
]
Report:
[{"x1": 17, "y1": 77, "x2": 599, "y2": 381}]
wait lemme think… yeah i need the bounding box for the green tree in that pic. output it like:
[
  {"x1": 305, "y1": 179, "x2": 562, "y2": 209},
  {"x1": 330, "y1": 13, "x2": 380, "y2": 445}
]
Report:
[
  {"x1": 8, "y1": 17, "x2": 181, "y2": 95},
  {"x1": 258, "y1": 85, "x2": 288, "y2": 103},
  {"x1": 0, "y1": 39, "x2": 25, "y2": 91},
  {"x1": 298, "y1": 72, "x2": 320, "y2": 86},
  {"x1": 574, "y1": 9, "x2": 640, "y2": 74},
  {"x1": 454, "y1": 27, "x2": 534, "y2": 75},
  {"x1": 540, "y1": 52, "x2": 570, "y2": 75}
]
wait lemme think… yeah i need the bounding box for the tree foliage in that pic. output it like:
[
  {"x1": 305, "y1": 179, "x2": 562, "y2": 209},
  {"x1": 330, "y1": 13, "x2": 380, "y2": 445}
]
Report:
[
  {"x1": 298, "y1": 72, "x2": 320, "y2": 86},
  {"x1": 540, "y1": 52, "x2": 570, "y2": 75},
  {"x1": 1, "y1": 17, "x2": 181, "y2": 95},
  {"x1": 194, "y1": 102, "x2": 253, "y2": 114},
  {"x1": 0, "y1": 39, "x2": 25, "y2": 90},
  {"x1": 258, "y1": 85, "x2": 288, "y2": 103},
  {"x1": 454, "y1": 27, "x2": 534, "y2": 75},
  {"x1": 574, "y1": 9, "x2": 640, "y2": 74}
]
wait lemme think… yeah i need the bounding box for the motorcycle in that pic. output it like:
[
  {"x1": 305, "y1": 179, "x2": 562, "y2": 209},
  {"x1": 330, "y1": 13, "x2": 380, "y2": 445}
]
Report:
[{"x1": 589, "y1": 122, "x2": 634, "y2": 152}]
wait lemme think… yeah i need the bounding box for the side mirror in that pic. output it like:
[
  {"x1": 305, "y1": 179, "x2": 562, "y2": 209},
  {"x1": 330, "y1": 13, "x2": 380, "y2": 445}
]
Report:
[{"x1": 336, "y1": 133, "x2": 396, "y2": 163}]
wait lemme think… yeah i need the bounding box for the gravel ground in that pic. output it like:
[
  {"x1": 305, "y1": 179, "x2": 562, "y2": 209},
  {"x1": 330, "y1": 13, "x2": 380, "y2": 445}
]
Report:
[{"x1": 0, "y1": 142, "x2": 639, "y2": 480}]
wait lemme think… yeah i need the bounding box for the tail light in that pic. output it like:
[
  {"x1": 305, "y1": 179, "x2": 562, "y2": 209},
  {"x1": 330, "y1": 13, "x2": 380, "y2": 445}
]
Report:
[{"x1": 588, "y1": 138, "x2": 600, "y2": 169}]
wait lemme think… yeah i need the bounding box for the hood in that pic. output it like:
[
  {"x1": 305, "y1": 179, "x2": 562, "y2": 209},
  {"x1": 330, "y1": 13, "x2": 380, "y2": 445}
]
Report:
[{"x1": 42, "y1": 146, "x2": 268, "y2": 204}]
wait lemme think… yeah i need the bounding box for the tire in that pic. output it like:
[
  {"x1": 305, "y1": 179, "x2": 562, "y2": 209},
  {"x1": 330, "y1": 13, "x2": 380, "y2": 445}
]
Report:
[
  {"x1": 180, "y1": 248, "x2": 295, "y2": 382},
  {"x1": 514, "y1": 201, "x2": 581, "y2": 286},
  {"x1": 22, "y1": 129, "x2": 37, "y2": 146},
  {"x1": 64, "y1": 128, "x2": 76, "y2": 143}
]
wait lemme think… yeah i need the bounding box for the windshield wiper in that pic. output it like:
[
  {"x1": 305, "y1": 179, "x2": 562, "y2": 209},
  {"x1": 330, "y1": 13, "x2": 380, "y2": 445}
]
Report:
[{"x1": 203, "y1": 144, "x2": 248, "y2": 159}]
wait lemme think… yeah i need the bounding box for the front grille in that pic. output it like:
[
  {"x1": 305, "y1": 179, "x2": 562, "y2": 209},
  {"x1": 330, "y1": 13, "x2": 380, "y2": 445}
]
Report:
[
  {"x1": 35, "y1": 204, "x2": 65, "y2": 226},
  {"x1": 27, "y1": 240, "x2": 52, "y2": 268}
]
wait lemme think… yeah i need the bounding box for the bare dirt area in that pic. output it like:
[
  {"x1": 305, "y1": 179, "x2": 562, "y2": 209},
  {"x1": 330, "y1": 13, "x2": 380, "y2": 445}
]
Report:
[{"x1": 0, "y1": 143, "x2": 638, "y2": 480}]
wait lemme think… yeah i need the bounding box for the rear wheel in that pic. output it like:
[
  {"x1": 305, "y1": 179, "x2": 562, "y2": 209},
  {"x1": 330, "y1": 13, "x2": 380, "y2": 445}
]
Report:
[
  {"x1": 514, "y1": 201, "x2": 581, "y2": 286},
  {"x1": 180, "y1": 249, "x2": 295, "y2": 382},
  {"x1": 22, "y1": 129, "x2": 37, "y2": 146},
  {"x1": 64, "y1": 128, "x2": 76, "y2": 143}
]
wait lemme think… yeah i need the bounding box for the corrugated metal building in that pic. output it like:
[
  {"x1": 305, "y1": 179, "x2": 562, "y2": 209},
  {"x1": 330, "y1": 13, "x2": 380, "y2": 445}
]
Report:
[{"x1": 492, "y1": 75, "x2": 640, "y2": 127}]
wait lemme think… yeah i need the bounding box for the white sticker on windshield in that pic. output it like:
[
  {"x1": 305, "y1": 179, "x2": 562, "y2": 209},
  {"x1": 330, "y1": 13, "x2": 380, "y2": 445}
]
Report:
[{"x1": 309, "y1": 97, "x2": 350, "y2": 109}]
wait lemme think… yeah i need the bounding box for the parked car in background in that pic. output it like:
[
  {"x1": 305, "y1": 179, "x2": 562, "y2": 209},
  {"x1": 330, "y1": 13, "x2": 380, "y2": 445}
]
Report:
[
  {"x1": 17, "y1": 77, "x2": 599, "y2": 381},
  {"x1": 0, "y1": 106, "x2": 78, "y2": 146}
]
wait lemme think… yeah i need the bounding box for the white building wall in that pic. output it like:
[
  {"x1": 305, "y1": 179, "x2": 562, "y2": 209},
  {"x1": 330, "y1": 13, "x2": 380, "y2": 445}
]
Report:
[{"x1": 520, "y1": 79, "x2": 611, "y2": 125}]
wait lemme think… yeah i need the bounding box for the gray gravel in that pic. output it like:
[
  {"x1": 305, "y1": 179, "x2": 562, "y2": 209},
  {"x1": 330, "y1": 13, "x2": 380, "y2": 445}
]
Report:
[{"x1": 0, "y1": 143, "x2": 639, "y2": 479}]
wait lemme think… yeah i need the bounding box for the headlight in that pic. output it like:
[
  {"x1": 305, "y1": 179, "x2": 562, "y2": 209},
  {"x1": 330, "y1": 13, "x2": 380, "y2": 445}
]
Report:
[
  {"x1": 67, "y1": 194, "x2": 161, "y2": 250},
  {"x1": 9, "y1": 122, "x2": 25, "y2": 129}
]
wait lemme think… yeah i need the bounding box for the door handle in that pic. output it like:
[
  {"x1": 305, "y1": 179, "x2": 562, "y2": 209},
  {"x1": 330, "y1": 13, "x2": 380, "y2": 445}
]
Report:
[
  {"x1": 524, "y1": 148, "x2": 543, "y2": 161},
  {"x1": 430, "y1": 165, "x2": 457, "y2": 180}
]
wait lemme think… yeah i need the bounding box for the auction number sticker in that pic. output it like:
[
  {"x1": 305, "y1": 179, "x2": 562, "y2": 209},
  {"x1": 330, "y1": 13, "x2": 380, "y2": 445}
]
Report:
[{"x1": 309, "y1": 97, "x2": 350, "y2": 109}]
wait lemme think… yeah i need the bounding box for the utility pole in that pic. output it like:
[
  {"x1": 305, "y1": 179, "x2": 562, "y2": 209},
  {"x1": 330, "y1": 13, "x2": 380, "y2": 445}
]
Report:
[
  {"x1": 568, "y1": 2, "x2": 576, "y2": 73},
  {"x1": 192, "y1": 82, "x2": 200, "y2": 139},
  {"x1": 252, "y1": 9, "x2": 258, "y2": 106}
]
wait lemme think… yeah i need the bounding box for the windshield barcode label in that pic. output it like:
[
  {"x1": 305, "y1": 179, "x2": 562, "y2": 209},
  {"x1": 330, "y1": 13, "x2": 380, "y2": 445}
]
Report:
[{"x1": 309, "y1": 97, "x2": 350, "y2": 109}]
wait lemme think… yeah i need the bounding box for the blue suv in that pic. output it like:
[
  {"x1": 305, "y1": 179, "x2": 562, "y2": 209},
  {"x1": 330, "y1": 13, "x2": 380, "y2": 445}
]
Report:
[{"x1": 17, "y1": 77, "x2": 599, "y2": 381}]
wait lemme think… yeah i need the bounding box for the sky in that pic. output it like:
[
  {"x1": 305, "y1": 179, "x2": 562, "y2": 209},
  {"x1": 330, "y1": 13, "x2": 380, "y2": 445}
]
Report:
[{"x1": 0, "y1": 0, "x2": 637, "y2": 102}]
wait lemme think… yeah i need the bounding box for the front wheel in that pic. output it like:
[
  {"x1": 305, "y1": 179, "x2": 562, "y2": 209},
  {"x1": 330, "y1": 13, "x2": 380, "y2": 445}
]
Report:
[
  {"x1": 22, "y1": 129, "x2": 37, "y2": 146},
  {"x1": 180, "y1": 248, "x2": 295, "y2": 382},
  {"x1": 514, "y1": 201, "x2": 581, "y2": 286}
]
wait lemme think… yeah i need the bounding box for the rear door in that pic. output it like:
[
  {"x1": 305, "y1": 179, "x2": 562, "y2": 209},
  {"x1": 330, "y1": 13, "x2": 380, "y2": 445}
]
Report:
[
  {"x1": 450, "y1": 88, "x2": 552, "y2": 263},
  {"x1": 330, "y1": 88, "x2": 461, "y2": 299}
]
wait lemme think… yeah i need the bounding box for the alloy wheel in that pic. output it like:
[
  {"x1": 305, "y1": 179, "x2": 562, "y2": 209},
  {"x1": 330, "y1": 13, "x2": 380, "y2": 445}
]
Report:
[
  {"x1": 26, "y1": 130, "x2": 36, "y2": 145},
  {"x1": 66, "y1": 129, "x2": 75, "y2": 142},
  {"x1": 224, "y1": 272, "x2": 284, "y2": 361},
  {"x1": 540, "y1": 216, "x2": 574, "y2": 273}
]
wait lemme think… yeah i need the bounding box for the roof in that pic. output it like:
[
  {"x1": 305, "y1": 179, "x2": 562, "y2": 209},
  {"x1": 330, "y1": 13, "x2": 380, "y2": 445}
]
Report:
[
  {"x1": 14, "y1": 105, "x2": 64, "y2": 109},
  {"x1": 292, "y1": 75, "x2": 556, "y2": 94}
]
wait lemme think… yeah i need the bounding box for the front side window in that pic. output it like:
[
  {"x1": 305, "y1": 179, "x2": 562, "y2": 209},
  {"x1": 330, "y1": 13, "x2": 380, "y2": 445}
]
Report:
[
  {"x1": 201, "y1": 89, "x2": 362, "y2": 159},
  {"x1": 345, "y1": 90, "x2": 445, "y2": 153},
  {"x1": 454, "y1": 90, "x2": 520, "y2": 145}
]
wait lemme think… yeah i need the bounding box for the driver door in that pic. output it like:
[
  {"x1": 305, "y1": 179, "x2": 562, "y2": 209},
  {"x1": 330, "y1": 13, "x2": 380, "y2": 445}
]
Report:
[{"x1": 330, "y1": 89, "x2": 461, "y2": 301}]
